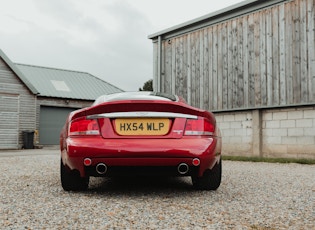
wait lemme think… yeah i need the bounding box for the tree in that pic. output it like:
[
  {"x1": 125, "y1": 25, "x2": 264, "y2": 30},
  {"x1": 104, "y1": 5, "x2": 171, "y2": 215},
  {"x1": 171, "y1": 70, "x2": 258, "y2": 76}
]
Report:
[{"x1": 139, "y1": 79, "x2": 153, "y2": 91}]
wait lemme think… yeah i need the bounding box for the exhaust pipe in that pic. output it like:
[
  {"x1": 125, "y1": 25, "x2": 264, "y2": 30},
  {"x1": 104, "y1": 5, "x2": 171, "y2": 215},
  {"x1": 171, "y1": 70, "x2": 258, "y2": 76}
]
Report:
[
  {"x1": 96, "y1": 163, "x2": 107, "y2": 175},
  {"x1": 177, "y1": 163, "x2": 189, "y2": 175}
]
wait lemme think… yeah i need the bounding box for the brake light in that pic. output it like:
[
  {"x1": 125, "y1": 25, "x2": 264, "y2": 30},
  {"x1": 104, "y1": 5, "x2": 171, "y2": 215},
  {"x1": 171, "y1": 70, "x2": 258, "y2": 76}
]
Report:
[
  {"x1": 69, "y1": 117, "x2": 100, "y2": 136},
  {"x1": 184, "y1": 117, "x2": 214, "y2": 136}
]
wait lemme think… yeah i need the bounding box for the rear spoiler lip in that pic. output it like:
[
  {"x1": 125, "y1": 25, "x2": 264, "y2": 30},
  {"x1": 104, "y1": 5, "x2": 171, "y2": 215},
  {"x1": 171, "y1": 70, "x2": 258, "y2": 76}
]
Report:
[
  {"x1": 87, "y1": 111, "x2": 198, "y2": 120},
  {"x1": 70, "y1": 100, "x2": 214, "y2": 122}
]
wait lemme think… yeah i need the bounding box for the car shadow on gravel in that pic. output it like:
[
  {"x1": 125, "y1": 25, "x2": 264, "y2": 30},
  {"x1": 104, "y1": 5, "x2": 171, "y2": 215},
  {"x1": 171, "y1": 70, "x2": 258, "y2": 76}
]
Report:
[{"x1": 84, "y1": 176, "x2": 198, "y2": 195}]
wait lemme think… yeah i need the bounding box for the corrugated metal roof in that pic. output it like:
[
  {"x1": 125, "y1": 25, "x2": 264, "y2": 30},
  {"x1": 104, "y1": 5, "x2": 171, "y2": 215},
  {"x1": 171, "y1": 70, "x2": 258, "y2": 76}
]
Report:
[{"x1": 16, "y1": 64, "x2": 123, "y2": 100}]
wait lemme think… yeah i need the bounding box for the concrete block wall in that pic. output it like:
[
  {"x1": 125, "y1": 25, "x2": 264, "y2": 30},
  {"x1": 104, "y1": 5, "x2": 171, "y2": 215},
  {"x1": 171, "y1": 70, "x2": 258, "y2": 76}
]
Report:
[
  {"x1": 215, "y1": 111, "x2": 254, "y2": 156},
  {"x1": 262, "y1": 106, "x2": 315, "y2": 159},
  {"x1": 214, "y1": 106, "x2": 315, "y2": 159}
]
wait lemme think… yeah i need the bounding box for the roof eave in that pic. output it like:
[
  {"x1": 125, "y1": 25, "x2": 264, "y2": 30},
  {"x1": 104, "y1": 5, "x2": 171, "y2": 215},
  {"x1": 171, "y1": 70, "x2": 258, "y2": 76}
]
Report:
[
  {"x1": 0, "y1": 49, "x2": 39, "y2": 95},
  {"x1": 148, "y1": 0, "x2": 288, "y2": 40}
]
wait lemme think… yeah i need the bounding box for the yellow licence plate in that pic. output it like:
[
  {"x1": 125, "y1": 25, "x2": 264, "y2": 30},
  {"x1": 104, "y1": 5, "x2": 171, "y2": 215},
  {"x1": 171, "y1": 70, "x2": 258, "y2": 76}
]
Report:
[{"x1": 115, "y1": 118, "x2": 170, "y2": 136}]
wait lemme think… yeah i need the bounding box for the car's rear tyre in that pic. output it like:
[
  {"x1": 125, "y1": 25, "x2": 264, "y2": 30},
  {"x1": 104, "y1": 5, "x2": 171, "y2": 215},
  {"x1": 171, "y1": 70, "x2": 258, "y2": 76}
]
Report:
[
  {"x1": 60, "y1": 159, "x2": 89, "y2": 191},
  {"x1": 192, "y1": 159, "x2": 222, "y2": 190}
]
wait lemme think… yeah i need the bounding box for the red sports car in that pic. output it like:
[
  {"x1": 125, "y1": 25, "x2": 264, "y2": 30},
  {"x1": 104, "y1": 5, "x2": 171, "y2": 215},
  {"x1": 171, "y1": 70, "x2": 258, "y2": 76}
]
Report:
[{"x1": 60, "y1": 92, "x2": 222, "y2": 191}]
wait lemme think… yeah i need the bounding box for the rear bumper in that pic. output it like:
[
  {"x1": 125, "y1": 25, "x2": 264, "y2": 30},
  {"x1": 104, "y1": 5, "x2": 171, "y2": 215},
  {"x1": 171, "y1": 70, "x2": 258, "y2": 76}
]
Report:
[{"x1": 61, "y1": 136, "x2": 221, "y2": 177}]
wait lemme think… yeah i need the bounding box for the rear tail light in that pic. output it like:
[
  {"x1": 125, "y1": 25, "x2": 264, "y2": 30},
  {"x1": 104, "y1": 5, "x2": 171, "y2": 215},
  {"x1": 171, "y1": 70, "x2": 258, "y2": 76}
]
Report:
[
  {"x1": 69, "y1": 117, "x2": 100, "y2": 136},
  {"x1": 184, "y1": 117, "x2": 214, "y2": 136}
]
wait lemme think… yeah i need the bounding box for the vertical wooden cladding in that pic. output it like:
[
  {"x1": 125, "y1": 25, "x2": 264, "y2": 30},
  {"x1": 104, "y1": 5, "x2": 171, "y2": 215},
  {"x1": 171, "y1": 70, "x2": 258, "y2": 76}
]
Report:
[
  {"x1": 159, "y1": 0, "x2": 315, "y2": 111},
  {"x1": 308, "y1": 0, "x2": 315, "y2": 102},
  {"x1": 163, "y1": 36, "x2": 188, "y2": 100}
]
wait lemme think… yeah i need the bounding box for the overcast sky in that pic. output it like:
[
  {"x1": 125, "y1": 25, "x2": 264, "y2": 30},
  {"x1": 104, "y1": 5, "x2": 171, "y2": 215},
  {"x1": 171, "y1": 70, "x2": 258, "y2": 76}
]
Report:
[{"x1": 0, "y1": 0, "x2": 243, "y2": 91}]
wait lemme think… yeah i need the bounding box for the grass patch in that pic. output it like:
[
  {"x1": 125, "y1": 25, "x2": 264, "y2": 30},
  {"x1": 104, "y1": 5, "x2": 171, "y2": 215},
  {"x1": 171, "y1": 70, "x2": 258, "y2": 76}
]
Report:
[{"x1": 222, "y1": 155, "x2": 315, "y2": 165}]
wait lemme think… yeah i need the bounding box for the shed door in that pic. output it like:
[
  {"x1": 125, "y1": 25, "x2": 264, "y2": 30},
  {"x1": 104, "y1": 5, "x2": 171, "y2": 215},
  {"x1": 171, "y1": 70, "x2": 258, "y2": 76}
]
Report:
[
  {"x1": 0, "y1": 94, "x2": 19, "y2": 149},
  {"x1": 39, "y1": 106, "x2": 77, "y2": 145}
]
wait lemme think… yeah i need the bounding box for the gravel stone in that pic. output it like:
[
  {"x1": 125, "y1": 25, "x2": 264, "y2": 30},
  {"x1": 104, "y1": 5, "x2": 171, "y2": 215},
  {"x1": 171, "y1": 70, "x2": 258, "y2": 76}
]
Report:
[{"x1": 0, "y1": 150, "x2": 314, "y2": 229}]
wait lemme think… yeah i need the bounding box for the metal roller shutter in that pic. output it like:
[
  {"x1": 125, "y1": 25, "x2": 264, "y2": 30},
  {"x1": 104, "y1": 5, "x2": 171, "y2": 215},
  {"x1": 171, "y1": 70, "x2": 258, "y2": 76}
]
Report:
[{"x1": 39, "y1": 106, "x2": 77, "y2": 145}]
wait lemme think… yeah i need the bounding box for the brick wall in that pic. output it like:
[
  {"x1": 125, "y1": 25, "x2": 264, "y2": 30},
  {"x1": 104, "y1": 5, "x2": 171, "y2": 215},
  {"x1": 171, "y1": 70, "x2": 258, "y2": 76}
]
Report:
[{"x1": 215, "y1": 106, "x2": 315, "y2": 159}]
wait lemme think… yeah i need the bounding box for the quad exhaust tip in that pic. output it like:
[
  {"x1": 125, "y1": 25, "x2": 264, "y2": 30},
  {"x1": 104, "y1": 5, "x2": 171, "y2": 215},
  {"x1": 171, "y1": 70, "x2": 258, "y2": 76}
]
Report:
[
  {"x1": 177, "y1": 163, "x2": 189, "y2": 175},
  {"x1": 96, "y1": 163, "x2": 108, "y2": 175}
]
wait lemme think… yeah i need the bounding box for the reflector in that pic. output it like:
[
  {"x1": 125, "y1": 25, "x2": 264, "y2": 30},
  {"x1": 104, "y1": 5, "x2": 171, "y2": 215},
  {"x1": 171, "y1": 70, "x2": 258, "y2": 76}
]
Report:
[
  {"x1": 192, "y1": 158, "x2": 200, "y2": 166},
  {"x1": 84, "y1": 158, "x2": 92, "y2": 166}
]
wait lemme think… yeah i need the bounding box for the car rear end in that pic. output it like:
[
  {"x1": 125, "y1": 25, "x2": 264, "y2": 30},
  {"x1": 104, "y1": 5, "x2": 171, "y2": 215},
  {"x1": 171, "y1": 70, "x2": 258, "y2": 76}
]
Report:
[{"x1": 60, "y1": 92, "x2": 221, "y2": 190}]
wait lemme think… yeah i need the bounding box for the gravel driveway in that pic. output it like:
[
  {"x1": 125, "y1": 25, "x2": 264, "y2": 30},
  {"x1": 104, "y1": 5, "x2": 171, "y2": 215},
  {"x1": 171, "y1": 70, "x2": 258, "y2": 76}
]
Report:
[{"x1": 0, "y1": 149, "x2": 314, "y2": 229}]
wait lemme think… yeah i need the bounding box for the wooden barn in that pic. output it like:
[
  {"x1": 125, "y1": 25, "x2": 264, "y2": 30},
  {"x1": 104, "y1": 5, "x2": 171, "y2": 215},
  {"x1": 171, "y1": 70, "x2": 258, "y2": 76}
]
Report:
[
  {"x1": 149, "y1": 0, "x2": 315, "y2": 159},
  {"x1": 0, "y1": 49, "x2": 123, "y2": 149}
]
